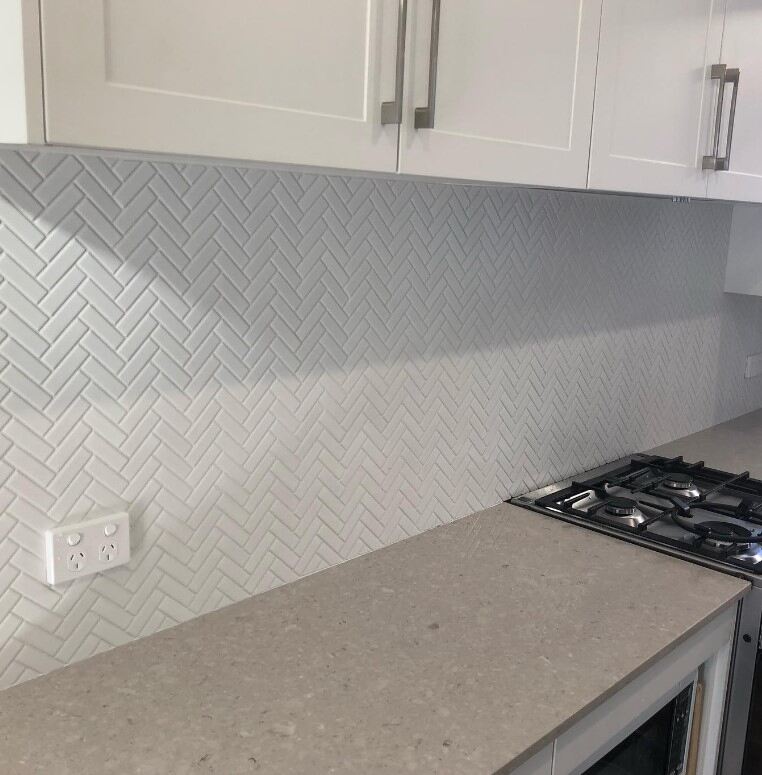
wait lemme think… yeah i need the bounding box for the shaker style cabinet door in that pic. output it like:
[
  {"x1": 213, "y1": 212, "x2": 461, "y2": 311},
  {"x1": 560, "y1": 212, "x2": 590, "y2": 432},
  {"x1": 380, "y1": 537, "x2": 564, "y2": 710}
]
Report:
[
  {"x1": 588, "y1": 0, "x2": 725, "y2": 198},
  {"x1": 39, "y1": 0, "x2": 401, "y2": 172},
  {"x1": 706, "y1": 0, "x2": 762, "y2": 202},
  {"x1": 398, "y1": 0, "x2": 603, "y2": 188}
]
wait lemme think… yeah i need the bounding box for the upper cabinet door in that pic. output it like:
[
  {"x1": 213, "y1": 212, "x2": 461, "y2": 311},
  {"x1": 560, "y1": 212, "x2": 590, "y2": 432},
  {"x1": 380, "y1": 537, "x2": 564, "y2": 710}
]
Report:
[
  {"x1": 706, "y1": 0, "x2": 762, "y2": 202},
  {"x1": 589, "y1": 0, "x2": 725, "y2": 198},
  {"x1": 398, "y1": 0, "x2": 603, "y2": 188},
  {"x1": 39, "y1": 0, "x2": 400, "y2": 172}
]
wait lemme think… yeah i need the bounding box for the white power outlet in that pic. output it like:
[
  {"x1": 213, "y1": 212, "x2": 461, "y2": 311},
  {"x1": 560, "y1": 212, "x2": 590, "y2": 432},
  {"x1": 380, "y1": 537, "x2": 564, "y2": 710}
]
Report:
[
  {"x1": 67, "y1": 550, "x2": 86, "y2": 572},
  {"x1": 746, "y1": 353, "x2": 762, "y2": 379},
  {"x1": 99, "y1": 541, "x2": 118, "y2": 562},
  {"x1": 45, "y1": 512, "x2": 130, "y2": 585}
]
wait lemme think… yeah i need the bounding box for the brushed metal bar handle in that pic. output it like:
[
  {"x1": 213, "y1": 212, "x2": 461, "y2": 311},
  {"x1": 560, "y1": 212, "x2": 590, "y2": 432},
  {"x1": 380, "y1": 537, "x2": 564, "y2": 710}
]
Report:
[
  {"x1": 414, "y1": 0, "x2": 441, "y2": 129},
  {"x1": 721, "y1": 67, "x2": 741, "y2": 171},
  {"x1": 381, "y1": 0, "x2": 408, "y2": 125},
  {"x1": 703, "y1": 64, "x2": 741, "y2": 171}
]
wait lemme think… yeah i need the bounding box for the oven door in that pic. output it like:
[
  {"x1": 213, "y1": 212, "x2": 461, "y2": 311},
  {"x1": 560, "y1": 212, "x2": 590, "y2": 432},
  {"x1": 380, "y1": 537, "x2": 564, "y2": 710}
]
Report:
[{"x1": 581, "y1": 681, "x2": 696, "y2": 775}]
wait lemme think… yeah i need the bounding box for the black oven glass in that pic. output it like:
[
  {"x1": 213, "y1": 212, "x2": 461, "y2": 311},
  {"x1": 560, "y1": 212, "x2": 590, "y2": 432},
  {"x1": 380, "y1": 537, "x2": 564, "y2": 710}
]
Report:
[{"x1": 582, "y1": 684, "x2": 693, "y2": 775}]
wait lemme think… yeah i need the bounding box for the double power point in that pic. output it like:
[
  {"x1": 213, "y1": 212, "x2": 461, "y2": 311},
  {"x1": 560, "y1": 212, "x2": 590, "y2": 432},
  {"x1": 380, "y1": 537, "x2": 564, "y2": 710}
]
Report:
[{"x1": 45, "y1": 512, "x2": 130, "y2": 585}]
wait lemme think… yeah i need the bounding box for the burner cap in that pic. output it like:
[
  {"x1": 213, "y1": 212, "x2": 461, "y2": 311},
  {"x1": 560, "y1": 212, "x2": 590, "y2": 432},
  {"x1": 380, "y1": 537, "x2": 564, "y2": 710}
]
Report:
[
  {"x1": 664, "y1": 473, "x2": 695, "y2": 490},
  {"x1": 605, "y1": 497, "x2": 638, "y2": 517},
  {"x1": 699, "y1": 520, "x2": 752, "y2": 540}
]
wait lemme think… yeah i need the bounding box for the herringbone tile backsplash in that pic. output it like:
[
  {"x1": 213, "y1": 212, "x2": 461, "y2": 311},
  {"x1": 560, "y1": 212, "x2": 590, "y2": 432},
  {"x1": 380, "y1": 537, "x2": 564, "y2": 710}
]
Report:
[{"x1": 1, "y1": 148, "x2": 761, "y2": 689}]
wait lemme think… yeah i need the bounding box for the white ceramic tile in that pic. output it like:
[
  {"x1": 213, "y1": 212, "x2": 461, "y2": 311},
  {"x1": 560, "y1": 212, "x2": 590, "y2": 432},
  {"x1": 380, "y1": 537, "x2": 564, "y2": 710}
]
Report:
[{"x1": 0, "y1": 149, "x2": 761, "y2": 689}]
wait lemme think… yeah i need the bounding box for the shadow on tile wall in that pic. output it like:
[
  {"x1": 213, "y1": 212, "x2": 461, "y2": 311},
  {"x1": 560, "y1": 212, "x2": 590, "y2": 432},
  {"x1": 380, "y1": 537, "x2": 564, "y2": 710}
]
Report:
[{"x1": 1, "y1": 149, "x2": 761, "y2": 688}]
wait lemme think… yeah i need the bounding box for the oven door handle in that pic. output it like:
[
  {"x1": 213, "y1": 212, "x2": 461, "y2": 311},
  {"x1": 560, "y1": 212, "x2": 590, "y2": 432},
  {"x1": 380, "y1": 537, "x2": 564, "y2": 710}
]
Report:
[{"x1": 685, "y1": 676, "x2": 705, "y2": 775}]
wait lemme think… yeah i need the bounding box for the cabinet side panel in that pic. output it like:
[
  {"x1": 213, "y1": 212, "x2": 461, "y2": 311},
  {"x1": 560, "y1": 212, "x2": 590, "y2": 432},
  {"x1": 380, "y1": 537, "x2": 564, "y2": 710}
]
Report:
[
  {"x1": 724, "y1": 204, "x2": 762, "y2": 295},
  {"x1": 0, "y1": 0, "x2": 43, "y2": 144}
]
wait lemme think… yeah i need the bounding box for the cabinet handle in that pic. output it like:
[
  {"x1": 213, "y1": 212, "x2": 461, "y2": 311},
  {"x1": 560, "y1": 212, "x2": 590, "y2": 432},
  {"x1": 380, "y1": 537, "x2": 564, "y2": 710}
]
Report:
[
  {"x1": 414, "y1": 0, "x2": 441, "y2": 129},
  {"x1": 703, "y1": 64, "x2": 741, "y2": 172},
  {"x1": 381, "y1": 0, "x2": 409, "y2": 125}
]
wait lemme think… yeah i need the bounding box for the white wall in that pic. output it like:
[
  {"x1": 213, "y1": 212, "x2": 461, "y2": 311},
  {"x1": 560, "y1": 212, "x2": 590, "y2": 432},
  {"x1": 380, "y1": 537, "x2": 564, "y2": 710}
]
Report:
[{"x1": 1, "y1": 148, "x2": 761, "y2": 688}]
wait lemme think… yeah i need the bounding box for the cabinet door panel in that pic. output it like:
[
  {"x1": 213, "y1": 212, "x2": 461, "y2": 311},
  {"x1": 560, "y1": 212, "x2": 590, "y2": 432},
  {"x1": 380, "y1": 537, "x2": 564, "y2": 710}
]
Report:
[
  {"x1": 40, "y1": 0, "x2": 399, "y2": 172},
  {"x1": 589, "y1": 0, "x2": 725, "y2": 197},
  {"x1": 399, "y1": 0, "x2": 602, "y2": 188},
  {"x1": 706, "y1": 0, "x2": 762, "y2": 202}
]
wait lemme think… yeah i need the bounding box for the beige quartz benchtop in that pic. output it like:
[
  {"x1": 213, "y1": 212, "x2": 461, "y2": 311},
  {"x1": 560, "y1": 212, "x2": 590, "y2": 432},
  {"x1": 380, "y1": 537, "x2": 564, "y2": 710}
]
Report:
[
  {"x1": 649, "y1": 408, "x2": 762, "y2": 478},
  {"x1": 2, "y1": 416, "x2": 759, "y2": 775}
]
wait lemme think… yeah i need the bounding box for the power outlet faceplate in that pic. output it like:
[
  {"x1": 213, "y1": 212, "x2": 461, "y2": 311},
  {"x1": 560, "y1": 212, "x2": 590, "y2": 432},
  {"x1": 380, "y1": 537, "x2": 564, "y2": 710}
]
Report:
[{"x1": 45, "y1": 512, "x2": 130, "y2": 585}]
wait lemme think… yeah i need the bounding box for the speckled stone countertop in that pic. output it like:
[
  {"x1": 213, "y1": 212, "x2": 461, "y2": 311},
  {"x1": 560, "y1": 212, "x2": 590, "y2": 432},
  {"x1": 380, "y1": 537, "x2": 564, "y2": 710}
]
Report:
[
  {"x1": 1, "y1": 416, "x2": 757, "y2": 775},
  {"x1": 649, "y1": 408, "x2": 762, "y2": 477}
]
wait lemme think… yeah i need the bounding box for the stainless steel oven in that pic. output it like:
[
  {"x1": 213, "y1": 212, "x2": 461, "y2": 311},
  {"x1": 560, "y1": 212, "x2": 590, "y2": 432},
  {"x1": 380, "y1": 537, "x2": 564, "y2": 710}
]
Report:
[{"x1": 581, "y1": 682, "x2": 697, "y2": 775}]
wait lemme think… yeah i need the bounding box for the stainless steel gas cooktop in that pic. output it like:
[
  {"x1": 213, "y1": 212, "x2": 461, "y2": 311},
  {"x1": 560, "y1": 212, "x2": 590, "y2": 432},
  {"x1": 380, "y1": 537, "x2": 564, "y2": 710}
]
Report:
[{"x1": 513, "y1": 453, "x2": 762, "y2": 575}]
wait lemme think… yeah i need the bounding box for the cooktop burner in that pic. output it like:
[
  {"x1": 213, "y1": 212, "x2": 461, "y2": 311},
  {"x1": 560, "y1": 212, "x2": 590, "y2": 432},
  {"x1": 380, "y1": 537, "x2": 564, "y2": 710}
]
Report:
[
  {"x1": 598, "y1": 497, "x2": 647, "y2": 527},
  {"x1": 661, "y1": 472, "x2": 702, "y2": 499},
  {"x1": 664, "y1": 473, "x2": 694, "y2": 489},
  {"x1": 691, "y1": 520, "x2": 753, "y2": 541},
  {"x1": 605, "y1": 497, "x2": 638, "y2": 515},
  {"x1": 515, "y1": 454, "x2": 762, "y2": 574}
]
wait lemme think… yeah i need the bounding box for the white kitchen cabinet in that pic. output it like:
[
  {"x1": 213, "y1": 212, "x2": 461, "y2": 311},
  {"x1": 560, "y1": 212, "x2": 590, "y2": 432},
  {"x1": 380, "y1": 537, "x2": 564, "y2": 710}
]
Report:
[
  {"x1": 398, "y1": 0, "x2": 603, "y2": 188},
  {"x1": 38, "y1": 0, "x2": 401, "y2": 173},
  {"x1": 706, "y1": 0, "x2": 762, "y2": 203},
  {"x1": 588, "y1": 0, "x2": 725, "y2": 198},
  {"x1": 5, "y1": 0, "x2": 762, "y2": 201}
]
